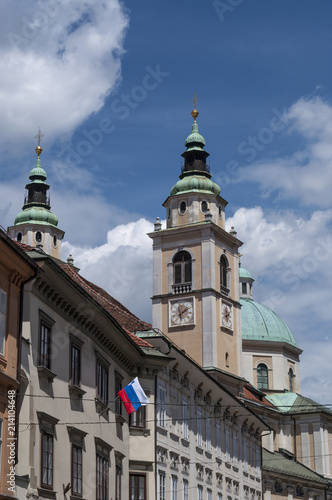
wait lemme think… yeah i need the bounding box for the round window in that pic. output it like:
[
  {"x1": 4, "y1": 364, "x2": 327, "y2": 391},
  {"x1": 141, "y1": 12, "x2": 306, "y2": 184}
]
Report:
[
  {"x1": 179, "y1": 201, "x2": 187, "y2": 215},
  {"x1": 16, "y1": 232, "x2": 22, "y2": 243},
  {"x1": 35, "y1": 231, "x2": 42, "y2": 243}
]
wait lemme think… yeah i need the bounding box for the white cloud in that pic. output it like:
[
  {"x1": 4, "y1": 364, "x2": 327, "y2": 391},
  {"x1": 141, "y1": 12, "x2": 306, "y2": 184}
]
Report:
[
  {"x1": 0, "y1": 0, "x2": 128, "y2": 155},
  {"x1": 62, "y1": 218, "x2": 157, "y2": 321},
  {"x1": 239, "y1": 97, "x2": 332, "y2": 207},
  {"x1": 227, "y1": 206, "x2": 332, "y2": 403}
]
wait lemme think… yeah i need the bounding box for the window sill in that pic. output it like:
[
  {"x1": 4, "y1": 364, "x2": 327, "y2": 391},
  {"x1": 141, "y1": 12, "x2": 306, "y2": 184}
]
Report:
[
  {"x1": 38, "y1": 488, "x2": 57, "y2": 499},
  {"x1": 115, "y1": 414, "x2": 126, "y2": 425},
  {"x1": 95, "y1": 398, "x2": 109, "y2": 416},
  {"x1": 37, "y1": 366, "x2": 57, "y2": 382},
  {"x1": 129, "y1": 427, "x2": 150, "y2": 437},
  {"x1": 69, "y1": 385, "x2": 86, "y2": 398}
]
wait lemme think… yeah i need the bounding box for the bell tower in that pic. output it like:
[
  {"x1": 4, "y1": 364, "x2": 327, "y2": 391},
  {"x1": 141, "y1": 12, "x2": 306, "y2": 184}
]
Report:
[
  {"x1": 8, "y1": 129, "x2": 64, "y2": 259},
  {"x1": 149, "y1": 100, "x2": 243, "y2": 376}
]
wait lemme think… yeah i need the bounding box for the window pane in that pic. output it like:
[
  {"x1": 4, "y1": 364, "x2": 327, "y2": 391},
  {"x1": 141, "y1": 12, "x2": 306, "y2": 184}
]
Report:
[
  {"x1": 0, "y1": 290, "x2": 6, "y2": 313},
  {"x1": 174, "y1": 264, "x2": 181, "y2": 284},
  {"x1": 257, "y1": 364, "x2": 268, "y2": 390},
  {"x1": 184, "y1": 262, "x2": 191, "y2": 283}
]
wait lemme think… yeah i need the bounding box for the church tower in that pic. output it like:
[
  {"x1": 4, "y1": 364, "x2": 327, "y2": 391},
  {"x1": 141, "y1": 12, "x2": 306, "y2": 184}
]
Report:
[
  {"x1": 149, "y1": 101, "x2": 243, "y2": 376},
  {"x1": 8, "y1": 130, "x2": 64, "y2": 259}
]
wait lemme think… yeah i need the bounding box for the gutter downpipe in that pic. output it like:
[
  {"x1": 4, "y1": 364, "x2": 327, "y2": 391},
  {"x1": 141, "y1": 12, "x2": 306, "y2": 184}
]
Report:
[{"x1": 16, "y1": 268, "x2": 39, "y2": 464}]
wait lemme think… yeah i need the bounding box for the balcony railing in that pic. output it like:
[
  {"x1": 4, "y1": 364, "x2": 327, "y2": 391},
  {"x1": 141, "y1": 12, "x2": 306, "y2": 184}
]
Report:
[
  {"x1": 172, "y1": 283, "x2": 192, "y2": 294},
  {"x1": 24, "y1": 195, "x2": 50, "y2": 206},
  {"x1": 181, "y1": 161, "x2": 210, "y2": 174}
]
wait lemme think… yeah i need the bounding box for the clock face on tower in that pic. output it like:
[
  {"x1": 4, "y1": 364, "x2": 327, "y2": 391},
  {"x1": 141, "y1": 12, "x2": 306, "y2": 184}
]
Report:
[
  {"x1": 221, "y1": 302, "x2": 233, "y2": 329},
  {"x1": 169, "y1": 298, "x2": 194, "y2": 327}
]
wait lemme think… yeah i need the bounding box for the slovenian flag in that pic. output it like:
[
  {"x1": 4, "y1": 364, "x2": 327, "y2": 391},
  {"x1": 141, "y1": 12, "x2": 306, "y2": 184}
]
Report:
[{"x1": 117, "y1": 377, "x2": 149, "y2": 414}]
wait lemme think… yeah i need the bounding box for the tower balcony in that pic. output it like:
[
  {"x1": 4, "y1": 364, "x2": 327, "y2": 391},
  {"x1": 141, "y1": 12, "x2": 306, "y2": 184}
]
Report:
[
  {"x1": 181, "y1": 160, "x2": 210, "y2": 174},
  {"x1": 172, "y1": 283, "x2": 192, "y2": 294},
  {"x1": 24, "y1": 195, "x2": 50, "y2": 206}
]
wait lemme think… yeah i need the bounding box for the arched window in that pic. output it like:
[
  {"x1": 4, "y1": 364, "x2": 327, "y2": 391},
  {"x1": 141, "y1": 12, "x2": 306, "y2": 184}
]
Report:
[
  {"x1": 296, "y1": 484, "x2": 304, "y2": 497},
  {"x1": 257, "y1": 363, "x2": 268, "y2": 390},
  {"x1": 35, "y1": 231, "x2": 42, "y2": 243},
  {"x1": 201, "y1": 200, "x2": 209, "y2": 213},
  {"x1": 220, "y1": 255, "x2": 229, "y2": 291},
  {"x1": 289, "y1": 367, "x2": 294, "y2": 392},
  {"x1": 225, "y1": 352, "x2": 229, "y2": 367},
  {"x1": 16, "y1": 232, "x2": 22, "y2": 243},
  {"x1": 274, "y1": 480, "x2": 283, "y2": 494},
  {"x1": 173, "y1": 251, "x2": 192, "y2": 286}
]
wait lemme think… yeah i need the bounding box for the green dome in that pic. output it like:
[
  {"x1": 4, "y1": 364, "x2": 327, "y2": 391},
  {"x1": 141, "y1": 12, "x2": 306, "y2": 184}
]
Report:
[
  {"x1": 28, "y1": 158, "x2": 47, "y2": 183},
  {"x1": 185, "y1": 123, "x2": 206, "y2": 151},
  {"x1": 241, "y1": 298, "x2": 298, "y2": 347},
  {"x1": 15, "y1": 207, "x2": 58, "y2": 227},
  {"x1": 239, "y1": 267, "x2": 252, "y2": 279},
  {"x1": 170, "y1": 174, "x2": 221, "y2": 196}
]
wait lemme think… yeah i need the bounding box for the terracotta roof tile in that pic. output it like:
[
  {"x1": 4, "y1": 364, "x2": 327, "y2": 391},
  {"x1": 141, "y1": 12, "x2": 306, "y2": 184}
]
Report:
[{"x1": 242, "y1": 385, "x2": 276, "y2": 408}]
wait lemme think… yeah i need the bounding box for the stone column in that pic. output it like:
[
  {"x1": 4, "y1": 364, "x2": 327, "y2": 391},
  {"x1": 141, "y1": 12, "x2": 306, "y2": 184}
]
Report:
[
  {"x1": 313, "y1": 422, "x2": 325, "y2": 475},
  {"x1": 299, "y1": 422, "x2": 310, "y2": 468}
]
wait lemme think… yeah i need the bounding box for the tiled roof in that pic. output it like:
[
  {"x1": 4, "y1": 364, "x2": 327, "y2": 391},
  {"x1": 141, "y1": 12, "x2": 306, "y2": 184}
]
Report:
[
  {"x1": 242, "y1": 385, "x2": 276, "y2": 408},
  {"x1": 263, "y1": 448, "x2": 328, "y2": 484},
  {"x1": 58, "y1": 262, "x2": 154, "y2": 348}
]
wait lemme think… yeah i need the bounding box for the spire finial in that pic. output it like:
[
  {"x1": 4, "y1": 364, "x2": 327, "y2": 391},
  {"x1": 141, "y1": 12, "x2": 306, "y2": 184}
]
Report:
[
  {"x1": 190, "y1": 92, "x2": 200, "y2": 123},
  {"x1": 34, "y1": 128, "x2": 44, "y2": 158}
]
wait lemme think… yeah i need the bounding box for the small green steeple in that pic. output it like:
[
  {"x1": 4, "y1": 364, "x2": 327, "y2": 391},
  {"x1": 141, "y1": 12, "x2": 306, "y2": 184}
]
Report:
[
  {"x1": 170, "y1": 96, "x2": 221, "y2": 196},
  {"x1": 14, "y1": 130, "x2": 59, "y2": 227}
]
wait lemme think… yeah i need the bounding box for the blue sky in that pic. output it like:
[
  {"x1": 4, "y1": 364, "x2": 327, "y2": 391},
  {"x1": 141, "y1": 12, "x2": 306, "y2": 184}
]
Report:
[{"x1": 1, "y1": 0, "x2": 332, "y2": 402}]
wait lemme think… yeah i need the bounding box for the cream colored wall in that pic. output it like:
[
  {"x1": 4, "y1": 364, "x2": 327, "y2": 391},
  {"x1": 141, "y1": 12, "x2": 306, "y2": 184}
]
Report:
[
  {"x1": 153, "y1": 346, "x2": 264, "y2": 500},
  {"x1": 16, "y1": 282, "x2": 141, "y2": 500},
  {"x1": 8, "y1": 224, "x2": 64, "y2": 260},
  {"x1": 165, "y1": 194, "x2": 226, "y2": 230}
]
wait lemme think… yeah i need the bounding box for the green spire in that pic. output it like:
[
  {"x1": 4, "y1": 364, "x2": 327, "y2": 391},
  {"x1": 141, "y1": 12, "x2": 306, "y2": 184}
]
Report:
[
  {"x1": 14, "y1": 130, "x2": 59, "y2": 227},
  {"x1": 170, "y1": 96, "x2": 221, "y2": 196}
]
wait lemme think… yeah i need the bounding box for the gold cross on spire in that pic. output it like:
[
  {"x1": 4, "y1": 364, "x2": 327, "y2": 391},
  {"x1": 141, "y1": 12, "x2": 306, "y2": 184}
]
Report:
[
  {"x1": 35, "y1": 128, "x2": 44, "y2": 146},
  {"x1": 190, "y1": 92, "x2": 200, "y2": 123},
  {"x1": 34, "y1": 128, "x2": 44, "y2": 158},
  {"x1": 190, "y1": 92, "x2": 200, "y2": 109}
]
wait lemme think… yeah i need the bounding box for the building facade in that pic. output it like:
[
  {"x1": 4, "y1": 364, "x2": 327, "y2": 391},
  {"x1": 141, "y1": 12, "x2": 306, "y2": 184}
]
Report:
[
  {"x1": 0, "y1": 228, "x2": 37, "y2": 499},
  {"x1": 138, "y1": 332, "x2": 267, "y2": 500}
]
